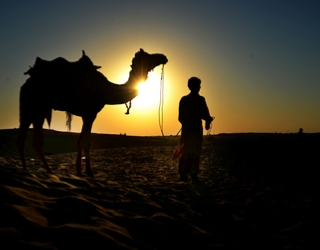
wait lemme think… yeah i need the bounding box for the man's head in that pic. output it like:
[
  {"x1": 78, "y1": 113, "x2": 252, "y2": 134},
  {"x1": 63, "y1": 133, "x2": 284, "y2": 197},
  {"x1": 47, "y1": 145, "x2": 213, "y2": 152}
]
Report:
[{"x1": 188, "y1": 77, "x2": 201, "y2": 93}]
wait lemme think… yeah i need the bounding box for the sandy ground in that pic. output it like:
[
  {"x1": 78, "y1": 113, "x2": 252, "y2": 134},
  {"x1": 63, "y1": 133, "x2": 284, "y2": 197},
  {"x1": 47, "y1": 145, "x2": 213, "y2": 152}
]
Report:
[{"x1": 0, "y1": 132, "x2": 319, "y2": 249}]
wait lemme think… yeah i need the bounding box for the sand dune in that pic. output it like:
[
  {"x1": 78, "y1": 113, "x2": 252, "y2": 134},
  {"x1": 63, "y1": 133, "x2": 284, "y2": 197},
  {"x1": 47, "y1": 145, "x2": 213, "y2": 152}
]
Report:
[{"x1": 0, "y1": 131, "x2": 319, "y2": 249}]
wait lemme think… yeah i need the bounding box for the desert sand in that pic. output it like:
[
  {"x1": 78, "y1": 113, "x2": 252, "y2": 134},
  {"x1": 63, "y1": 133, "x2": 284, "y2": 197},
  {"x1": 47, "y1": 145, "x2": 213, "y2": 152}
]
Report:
[{"x1": 0, "y1": 129, "x2": 319, "y2": 249}]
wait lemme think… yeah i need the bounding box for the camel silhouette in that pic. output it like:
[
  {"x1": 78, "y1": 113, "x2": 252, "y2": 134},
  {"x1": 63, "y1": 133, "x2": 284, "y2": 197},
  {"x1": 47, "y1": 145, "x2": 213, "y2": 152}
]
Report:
[{"x1": 16, "y1": 49, "x2": 168, "y2": 176}]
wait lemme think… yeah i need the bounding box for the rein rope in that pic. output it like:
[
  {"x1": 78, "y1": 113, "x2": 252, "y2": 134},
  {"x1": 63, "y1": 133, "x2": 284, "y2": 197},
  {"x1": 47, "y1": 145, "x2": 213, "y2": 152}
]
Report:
[
  {"x1": 124, "y1": 64, "x2": 165, "y2": 136},
  {"x1": 176, "y1": 117, "x2": 215, "y2": 137},
  {"x1": 158, "y1": 65, "x2": 165, "y2": 137},
  {"x1": 125, "y1": 101, "x2": 132, "y2": 115},
  {"x1": 207, "y1": 121, "x2": 213, "y2": 135},
  {"x1": 206, "y1": 116, "x2": 215, "y2": 135}
]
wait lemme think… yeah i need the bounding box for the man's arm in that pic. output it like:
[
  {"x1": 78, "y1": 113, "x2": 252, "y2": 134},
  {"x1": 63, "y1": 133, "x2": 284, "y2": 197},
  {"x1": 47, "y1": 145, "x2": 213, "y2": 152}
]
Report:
[
  {"x1": 201, "y1": 97, "x2": 214, "y2": 130},
  {"x1": 201, "y1": 97, "x2": 212, "y2": 120},
  {"x1": 178, "y1": 97, "x2": 186, "y2": 124}
]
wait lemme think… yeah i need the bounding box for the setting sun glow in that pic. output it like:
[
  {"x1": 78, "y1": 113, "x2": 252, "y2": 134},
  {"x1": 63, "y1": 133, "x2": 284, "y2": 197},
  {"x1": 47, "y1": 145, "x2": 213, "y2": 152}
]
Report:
[
  {"x1": 2, "y1": 1, "x2": 319, "y2": 136},
  {"x1": 132, "y1": 71, "x2": 163, "y2": 111}
]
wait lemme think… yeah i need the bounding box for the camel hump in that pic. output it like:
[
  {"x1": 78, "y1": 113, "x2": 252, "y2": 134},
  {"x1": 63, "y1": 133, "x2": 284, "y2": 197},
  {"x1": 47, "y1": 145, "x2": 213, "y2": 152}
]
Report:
[
  {"x1": 78, "y1": 51, "x2": 101, "y2": 69},
  {"x1": 24, "y1": 51, "x2": 101, "y2": 76},
  {"x1": 24, "y1": 57, "x2": 70, "y2": 76}
]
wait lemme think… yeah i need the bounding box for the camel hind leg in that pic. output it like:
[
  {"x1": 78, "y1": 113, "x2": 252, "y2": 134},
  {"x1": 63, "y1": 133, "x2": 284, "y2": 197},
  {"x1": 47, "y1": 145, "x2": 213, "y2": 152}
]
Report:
[{"x1": 32, "y1": 118, "x2": 53, "y2": 174}]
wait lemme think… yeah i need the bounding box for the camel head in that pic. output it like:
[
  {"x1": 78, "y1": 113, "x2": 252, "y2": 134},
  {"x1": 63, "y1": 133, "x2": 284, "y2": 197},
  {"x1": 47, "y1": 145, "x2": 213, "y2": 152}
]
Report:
[{"x1": 130, "y1": 49, "x2": 168, "y2": 82}]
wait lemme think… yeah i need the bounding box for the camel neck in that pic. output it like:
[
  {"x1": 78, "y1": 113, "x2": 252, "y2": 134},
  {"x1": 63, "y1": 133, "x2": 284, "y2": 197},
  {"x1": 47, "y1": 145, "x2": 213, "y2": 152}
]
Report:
[{"x1": 98, "y1": 73, "x2": 139, "y2": 105}]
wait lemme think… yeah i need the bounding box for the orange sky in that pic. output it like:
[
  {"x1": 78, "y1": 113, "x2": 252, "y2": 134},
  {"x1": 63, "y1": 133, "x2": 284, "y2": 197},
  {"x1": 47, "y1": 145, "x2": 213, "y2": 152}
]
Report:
[{"x1": 1, "y1": 1, "x2": 320, "y2": 135}]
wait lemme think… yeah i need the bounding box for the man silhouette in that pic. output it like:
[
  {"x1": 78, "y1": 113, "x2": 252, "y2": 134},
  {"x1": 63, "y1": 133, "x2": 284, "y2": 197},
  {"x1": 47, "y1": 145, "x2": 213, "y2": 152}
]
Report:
[{"x1": 177, "y1": 77, "x2": 213, "y2": 183}]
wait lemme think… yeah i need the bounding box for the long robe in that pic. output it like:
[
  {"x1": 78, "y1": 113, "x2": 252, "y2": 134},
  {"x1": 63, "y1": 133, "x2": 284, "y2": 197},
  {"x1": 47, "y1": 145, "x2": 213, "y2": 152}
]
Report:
[{"x1": 176, "y1": 92, "x2": 212, "y2": 180}]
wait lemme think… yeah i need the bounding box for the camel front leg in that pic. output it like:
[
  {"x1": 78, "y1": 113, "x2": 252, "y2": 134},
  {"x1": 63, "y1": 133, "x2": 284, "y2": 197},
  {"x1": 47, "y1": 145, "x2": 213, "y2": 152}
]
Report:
[
  {"x1": 16, "y1": 122, "x2": 31, "y2": 170},
  {"x1": 84, "y1": 144, "x2": 93, "y2": 177},
  {"x1": 76, "y1": 133, "x2": 83, "y2": 176}
]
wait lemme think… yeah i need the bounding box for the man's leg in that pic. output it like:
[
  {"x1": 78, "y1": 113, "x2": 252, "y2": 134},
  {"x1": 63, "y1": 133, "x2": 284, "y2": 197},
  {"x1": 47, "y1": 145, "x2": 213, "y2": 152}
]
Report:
[
  {"x1": 189, "y1": 156, "x2": 200, "y2": 183},
  {"x1": 178, "y1": 157, "x2": 189, "y2": 182}
]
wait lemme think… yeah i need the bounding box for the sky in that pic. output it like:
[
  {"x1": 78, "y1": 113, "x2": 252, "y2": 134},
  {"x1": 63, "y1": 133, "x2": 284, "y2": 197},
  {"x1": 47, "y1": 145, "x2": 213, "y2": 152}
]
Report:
[{"x1": 1, "y1": 0, "x2": 319, "y2": 136}]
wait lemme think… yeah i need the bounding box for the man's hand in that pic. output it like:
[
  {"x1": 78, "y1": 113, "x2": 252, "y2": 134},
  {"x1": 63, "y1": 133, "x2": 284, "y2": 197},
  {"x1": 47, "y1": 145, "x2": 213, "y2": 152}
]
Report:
[{"x1": 205, "y1": 116, "x2": 214, "y2": 130}]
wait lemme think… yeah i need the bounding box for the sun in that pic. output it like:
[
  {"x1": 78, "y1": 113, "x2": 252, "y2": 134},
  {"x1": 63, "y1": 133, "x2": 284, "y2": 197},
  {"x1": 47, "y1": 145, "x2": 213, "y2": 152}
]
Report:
[{"x1": 132, "y1": 71, "x2": 163, "y2": 111}]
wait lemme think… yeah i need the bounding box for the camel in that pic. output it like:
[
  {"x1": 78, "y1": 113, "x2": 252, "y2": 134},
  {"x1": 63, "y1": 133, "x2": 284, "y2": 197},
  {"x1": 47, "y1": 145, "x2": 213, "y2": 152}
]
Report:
[{"x1": 17, "y1": 49, "x2": 168, "y2": 176}]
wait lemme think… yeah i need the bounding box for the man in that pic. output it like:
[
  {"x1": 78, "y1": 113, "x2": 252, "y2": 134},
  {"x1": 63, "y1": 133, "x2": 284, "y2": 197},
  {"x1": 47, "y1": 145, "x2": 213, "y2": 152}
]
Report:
[{"x1": 177, "y1": 77, "x2": 213, "y2": 183}]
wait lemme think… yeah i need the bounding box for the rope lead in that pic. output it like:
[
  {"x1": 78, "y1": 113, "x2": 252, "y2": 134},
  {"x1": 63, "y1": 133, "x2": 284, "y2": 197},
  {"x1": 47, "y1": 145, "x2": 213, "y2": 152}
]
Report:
[
  {"x1": 158, "y1": 65, "x2": 165, "y2": 137},
  {"x1": 125, "y1": 100, "x2": 132, "y2": 115}
]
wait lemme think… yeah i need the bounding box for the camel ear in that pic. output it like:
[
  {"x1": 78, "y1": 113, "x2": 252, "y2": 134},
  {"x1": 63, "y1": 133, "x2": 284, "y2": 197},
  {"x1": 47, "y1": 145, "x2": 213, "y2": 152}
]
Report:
[
  {"x1": 140, "y1": 48, "x2": 144, "y2": 53},
  {"x1": 82, "y1": 50, "x2": 86, "y2": 56}
]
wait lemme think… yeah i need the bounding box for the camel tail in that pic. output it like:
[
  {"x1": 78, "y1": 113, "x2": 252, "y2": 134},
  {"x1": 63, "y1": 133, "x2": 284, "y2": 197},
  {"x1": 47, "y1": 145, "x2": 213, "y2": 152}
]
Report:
[{"x1": 66, "y1": 112, "x2": 72, "y2": 131}]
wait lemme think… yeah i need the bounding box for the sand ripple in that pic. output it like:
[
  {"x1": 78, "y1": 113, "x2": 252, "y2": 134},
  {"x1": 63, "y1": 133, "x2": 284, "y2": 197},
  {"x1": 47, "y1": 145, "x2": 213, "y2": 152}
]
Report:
[{"x1": 0, "y1": 139, "x2": 318, "y2": 249}]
